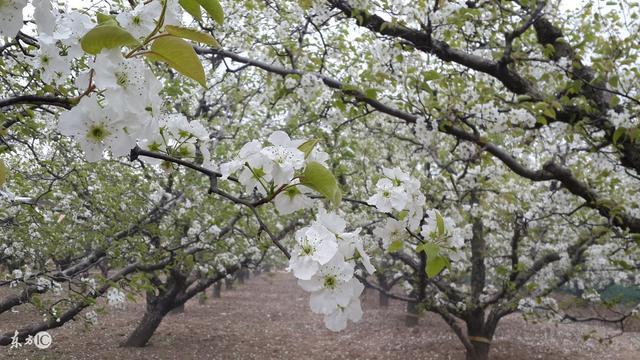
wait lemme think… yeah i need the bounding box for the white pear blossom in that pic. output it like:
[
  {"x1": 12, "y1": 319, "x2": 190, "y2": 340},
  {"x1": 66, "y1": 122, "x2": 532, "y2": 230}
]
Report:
[
  {"x1": 374, "y1": 218, "x2": 409, "y2": 250},
  {"x1": 54, "y1": 12, "x2": 94, "y2": 57},
  {"x1": 162, "y1": 113, "x2": 208, "y2": 142},
  {"x1": 116, "y1": 2, "x2": 161, "y2": 39},
  {"x1": 323, "y1": 295, "x2": 364, "y2": 332},
  {"x1": 298, "y1": 255, "x2": 355, "y2": 314},
  {"x1": 367, "y1": 178, "x2": 408, "y2": 212},
  {"x1": 35, "y1": 43, "x2": 68, "y2": 84},
  {"x1": 57, "y1": 96, "x2": 136, "y2": 162},
  {"x1": 273, "y1": 185, "x2": 314, "y2": 214},
  {"x1": 0, "y1": 0, "x2": 27, "y2": 38},
  {"x1": 93, "y1": 49, "x2": 150, "y2": 113},
  {"x1": 221, "y1": 140, "x2": 273, "y2": 194},
  {"x1": 33, "y1": 0, "x2": 56, "y2": 36},
  {"x1": 261, "y1": 131, "x2": 305, "y2": 186},
  {"x1": 288, "y1": 224, "x2": 338, "y2": 280}
]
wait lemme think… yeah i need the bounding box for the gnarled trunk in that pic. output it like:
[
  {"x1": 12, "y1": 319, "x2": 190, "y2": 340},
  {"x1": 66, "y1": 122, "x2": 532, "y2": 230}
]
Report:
[
  {"x1": 465, "y1": 340, "x2": 491, "y2": 360},
  {"x1": 121, "y1": 306, "x2": 169, "y2": 347}
]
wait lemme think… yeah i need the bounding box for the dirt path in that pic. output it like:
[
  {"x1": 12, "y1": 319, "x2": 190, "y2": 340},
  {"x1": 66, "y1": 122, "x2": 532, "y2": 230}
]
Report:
[{"x1": 2, "y1": 272, "x2": 639, "y2": 359}]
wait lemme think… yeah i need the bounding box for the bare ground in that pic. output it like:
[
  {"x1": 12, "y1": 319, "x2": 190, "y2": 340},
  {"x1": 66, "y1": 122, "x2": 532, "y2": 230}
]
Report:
[{"x1": 1, "y1": 272, "x2": 639, "y2": 360}]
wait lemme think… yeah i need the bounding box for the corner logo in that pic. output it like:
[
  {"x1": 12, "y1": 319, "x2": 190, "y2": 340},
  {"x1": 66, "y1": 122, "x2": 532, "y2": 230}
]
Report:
[{"x1": 34, "y1": 331, "x2": 52, "y2": 349}]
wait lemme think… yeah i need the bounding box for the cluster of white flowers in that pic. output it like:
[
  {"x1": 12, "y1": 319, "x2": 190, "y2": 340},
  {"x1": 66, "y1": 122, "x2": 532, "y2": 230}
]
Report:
[
  {"x1": 221, "y1": 131, "x2": 328, "y2": 214},
  {"x1": 12, "y1": 0, "x2": 213, "y2": 164},
  {"x1": 106, "y1": 287, "x2": 126, "y2": 308},
  {"x1": 84, "y1": 310, "x2": 99, "y2": 325},
  {"x1": 367, "y1": 167, "x2": 425, "y2": 231},
  {"x1": 288, "y1": 209, "x2": 374, "y2": 331}
]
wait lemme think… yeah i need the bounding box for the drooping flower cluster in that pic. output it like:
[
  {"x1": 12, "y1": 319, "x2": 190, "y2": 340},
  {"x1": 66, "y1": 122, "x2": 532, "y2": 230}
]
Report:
[{"x1": 289, "y1": 209, "x2": 374, "y2": 331}]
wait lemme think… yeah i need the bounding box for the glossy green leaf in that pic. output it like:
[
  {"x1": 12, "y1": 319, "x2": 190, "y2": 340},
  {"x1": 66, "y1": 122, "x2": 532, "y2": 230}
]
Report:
[
  {"x1": 426, "y1": 255, "x2": 448, "y2": 278},
  {"x1": 196, "y1": 0, "x2": 224, "y2": 25},
  {"x1": 179, "y1": 0, "x2": 203, "y2": 21},
  {"x1": 300, "y1": 161, "x2": 341, "y2": 206},
  {"x1": 421, "y1": 242, "x2": 448, "y2": 278},
  {"x1": 164, "y1": 25, "x2": 219, "y2": 47},
  {"x1": 80, "y1": 24, "x2": 139, "y2": 55},
  {"x1": 147, "y1": 36, "x2": 206, "y2": 87}
]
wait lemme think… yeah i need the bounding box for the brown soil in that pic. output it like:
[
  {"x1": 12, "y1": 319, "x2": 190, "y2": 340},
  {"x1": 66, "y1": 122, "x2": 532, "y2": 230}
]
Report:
[{"x1": 1, "y1": 272, "x2": 639, "y2": 360}]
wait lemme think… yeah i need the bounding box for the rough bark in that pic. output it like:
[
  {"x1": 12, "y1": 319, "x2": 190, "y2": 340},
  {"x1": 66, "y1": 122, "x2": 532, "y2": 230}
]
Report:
[
  {"x1": 121, "y1": 307, "x2": 169, "y2": 347},
  {"x1": 378, "y1": 291, "x2": 390, "y2": 307},
  {"x1": 169, "y1": 303, "x2": 185, "y2": 315}
]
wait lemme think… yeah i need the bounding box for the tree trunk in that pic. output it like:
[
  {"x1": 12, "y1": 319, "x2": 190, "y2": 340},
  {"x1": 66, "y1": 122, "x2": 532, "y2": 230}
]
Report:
[
  {"x1": 465, "y1": 310, "x2": 495, "y2": 360},
  {"x1": 212, "y1": 282, "x2": 221, "y2": 298},
  {"x1": 121, "y1": 308, "x2": 168, "y2": 347},
  {"x1": 122, "y1": 271, "x2": 188, "y2": 347},
  {"x1": 168, "y1": 303, "x2": 185, "y2": 315},
  {"x1": 238, "y1": 271, "x2": 245, "y2": 284},
  {"x1": 465, "y1": 340, "x2": 491, "y2": 360},
  {"x1": 225, "y1": 278, "x2": 233, "y2": 290},
  {"x1": 405, "y1": 301, "x2": 419, "y2": 327},
  {"x1": 378, "y1": 291, "x2": 389, "y2": 307}
]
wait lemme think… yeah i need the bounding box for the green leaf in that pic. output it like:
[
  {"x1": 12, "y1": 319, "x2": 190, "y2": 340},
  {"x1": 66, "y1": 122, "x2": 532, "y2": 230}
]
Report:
[
  {"x1": 423, "y1": 70, "x2": 441, "y2": 81},
  {"x1": 96, "y1": 13, "x2": 116, "y2": 24},
  {"x1": 613, "y1": 127, "x2": 626, "y2": 145},
  {"x1": 422, "y1": 243, "x2": 439, "y2": 258},
  {"x1": 196, "y1": 0, "x2": 224, "y2": 25},
  {"x1": 300, "y1": 161, "x2": 341, "y2": 206},
  {"x1": 179, "y1": 0, "x2": 203, "y2": 21},
  {"x1": 435, "y1": 211, "x2": 445, "y2": 236},
  {"x1": 388, "y1": 240, "x2": 403, "y2": 253},
  {"x1": 543, "y1": 106, "x2": 556, "y2": 119},
  {"x1": 147, "y1": 36, "x2": 206, "y2": 87},
  {"x1": 421, "y1": 243, "x2": 448, "y2": 278},
  {"x1": 164, "y1": 25, "x2": 220, "y2": 47},
  {"x1": 297, "y1": 139, "x2": 319, "y2": 159},
  {"x1": 364, "y1": 88, "x2": 378, "y2": 100},
  {"x1": 0, "y1": 159, "x2": 7, "y2": 186},
  {"x1": 426, "y1": 255, "x2": 448, "y2": 278},
  {"x1": 80, "y1": 24, "x2": 139, "y2": 55},
  {"x1": 299, "y1": 0, "x2": 313, "y2": 10}
]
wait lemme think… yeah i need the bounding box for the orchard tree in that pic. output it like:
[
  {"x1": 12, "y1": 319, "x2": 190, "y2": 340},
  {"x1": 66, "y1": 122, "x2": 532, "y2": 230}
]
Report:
[{"x1": 1, "y1": 1, "x2": 640, "y2": 360}]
